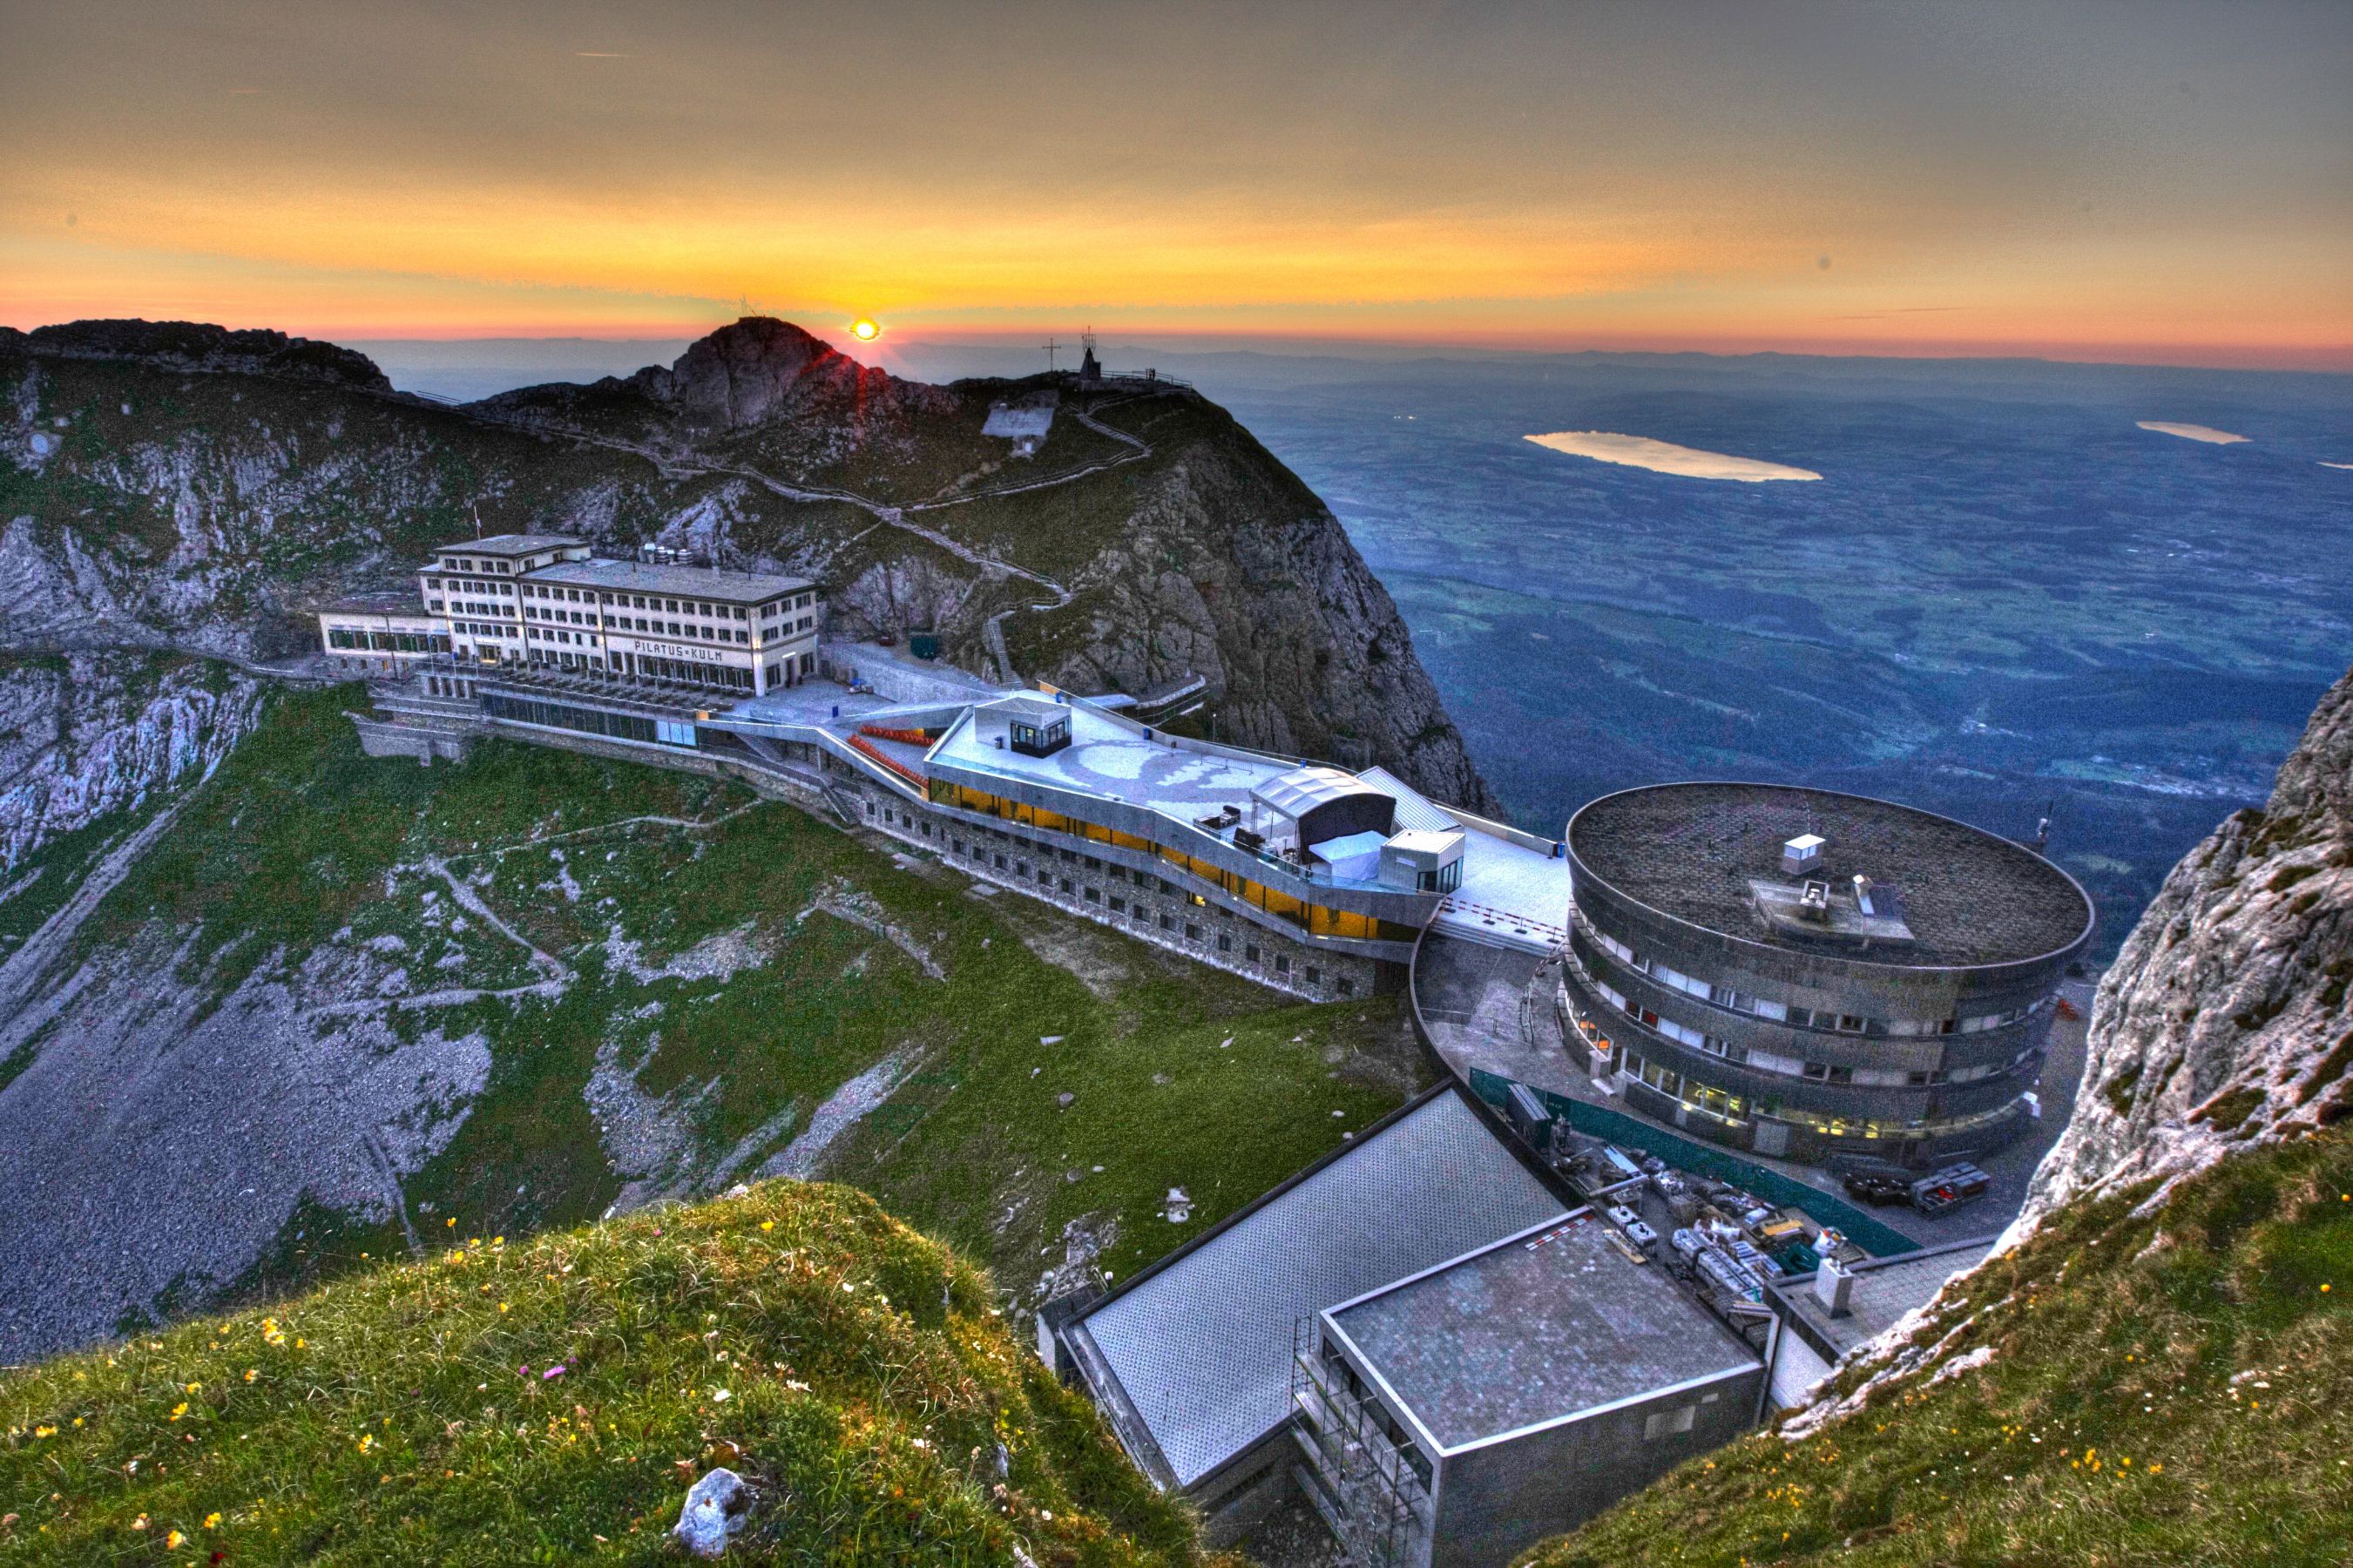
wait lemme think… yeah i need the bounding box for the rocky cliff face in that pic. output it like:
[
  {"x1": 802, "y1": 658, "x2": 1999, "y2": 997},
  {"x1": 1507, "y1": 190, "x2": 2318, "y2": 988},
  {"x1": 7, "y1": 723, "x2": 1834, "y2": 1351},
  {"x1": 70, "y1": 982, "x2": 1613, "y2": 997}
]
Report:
[
  {"x1": 2011, "y1": 659, "x2": 2353, "y2": 1231},
  {"x1": 0, "y1": 651, "x2": 262, "y2": 870},
  {"x1": 1, "y1": 316, "x2": 1493, "y2": 810}
]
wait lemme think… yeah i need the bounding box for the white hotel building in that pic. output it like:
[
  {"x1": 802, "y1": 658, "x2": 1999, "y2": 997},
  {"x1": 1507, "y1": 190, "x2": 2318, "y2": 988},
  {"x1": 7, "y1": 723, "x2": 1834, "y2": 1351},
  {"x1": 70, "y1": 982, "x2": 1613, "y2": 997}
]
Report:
[{"x1": 322, "y1": 533, "x2": 821, "y2": 695}]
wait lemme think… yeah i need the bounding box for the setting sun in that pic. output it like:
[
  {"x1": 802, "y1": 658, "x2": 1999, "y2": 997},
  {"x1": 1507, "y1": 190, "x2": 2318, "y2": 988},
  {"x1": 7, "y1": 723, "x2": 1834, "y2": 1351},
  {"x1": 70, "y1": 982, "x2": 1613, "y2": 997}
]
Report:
[{"x1": 850, "y1": 319, "x2": 881, "y2": 341}]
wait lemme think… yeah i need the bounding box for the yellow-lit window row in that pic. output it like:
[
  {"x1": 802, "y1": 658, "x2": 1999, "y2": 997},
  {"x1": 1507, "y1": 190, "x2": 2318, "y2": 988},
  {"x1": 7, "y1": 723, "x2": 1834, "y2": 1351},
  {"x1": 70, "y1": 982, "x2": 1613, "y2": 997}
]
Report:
[{"x1": 927, "y1": 778, "x2": 1422, "y2": 944}]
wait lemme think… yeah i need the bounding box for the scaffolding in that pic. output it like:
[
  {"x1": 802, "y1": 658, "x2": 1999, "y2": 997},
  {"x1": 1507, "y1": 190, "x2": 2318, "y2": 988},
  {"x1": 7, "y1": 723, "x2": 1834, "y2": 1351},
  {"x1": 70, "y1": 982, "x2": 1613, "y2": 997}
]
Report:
[{"x1": 1288, "y1": 1319, "x2": 1433, "y2": 1568}]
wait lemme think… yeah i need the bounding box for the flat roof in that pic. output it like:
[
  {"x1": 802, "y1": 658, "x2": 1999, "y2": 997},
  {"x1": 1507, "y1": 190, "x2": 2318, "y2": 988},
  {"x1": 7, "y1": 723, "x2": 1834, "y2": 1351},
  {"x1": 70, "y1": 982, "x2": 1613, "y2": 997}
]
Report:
[
  {"x1": 1329, "y1": 1213, "x2": 1760, "y2": 1451},
  {"x1": 1069, "y1": 1085, "x2": 1568, "y2": 1489},
  {"x1": 524, "y1": 558, "x2": 814, "y2": 605},
  {"x1": 1770, "y1": 1234, "x2": 1998, "y2": 1362},
  {"x1": 436, "y1": 533, "x2": 579, "y2": 557},
  {"x1": 1568, "y1": 783, "x2": 2092, "y2": 968},
  {"x1": 935, "y1": 699, "x2": 1298, "y2": 822}
]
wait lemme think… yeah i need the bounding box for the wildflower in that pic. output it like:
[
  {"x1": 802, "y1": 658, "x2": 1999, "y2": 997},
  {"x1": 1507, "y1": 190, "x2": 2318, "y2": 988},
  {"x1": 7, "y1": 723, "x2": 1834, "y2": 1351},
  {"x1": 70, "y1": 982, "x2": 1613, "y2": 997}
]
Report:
[
  {"x1": 186, "y1": 1382, "x2": 202, "y2": 1394},
  {"x1": 499, "y1": 1302, "x2": 510, "y2": 1314},
  {"x1": 167, "y1": 1530, "x2": 186, "y2": 1547},
  {"x1": 170, "y1": 1403, "x2": 188, "y2": 1421},
  {"x1": 357, "y1": 1434, "x2": 375, "y2": 1454},
  {"x1": 132, "y1": 1514, "x2": 149, "y2": 1531},
  {"x1": 32, "y1": 1425, "x2": 55, "y2": 1438},
  {"x1": 760, "y1": 1221, "x2": 774, "y2": 1233},
  {"x1": 711, "y1": 1389, "x2": 731, "y2": 1402},
  {"x1": 446, "y1": 1217, "x2": 456, "y2": 1228},
  {"x1": 493, "y1": 1236, "x2": 504, "y2": 1247},
  {"x1": 244, "y1": 1369, "x2": 258, "y2": 1382},
  {"x1": 543, "y1": 1366, "x2": 565, "y2": 1381},
  {"x1": 204, "y1": 1513, "x2": 221, "y2": 1529}
]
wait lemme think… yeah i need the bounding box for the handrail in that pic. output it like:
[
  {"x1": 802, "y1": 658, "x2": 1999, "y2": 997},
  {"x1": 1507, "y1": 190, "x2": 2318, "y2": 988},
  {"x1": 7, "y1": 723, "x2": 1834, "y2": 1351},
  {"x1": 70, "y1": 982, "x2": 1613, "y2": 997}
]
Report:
[{"x1": 847, "y1": 733, "x2": 926, "y2": 789}]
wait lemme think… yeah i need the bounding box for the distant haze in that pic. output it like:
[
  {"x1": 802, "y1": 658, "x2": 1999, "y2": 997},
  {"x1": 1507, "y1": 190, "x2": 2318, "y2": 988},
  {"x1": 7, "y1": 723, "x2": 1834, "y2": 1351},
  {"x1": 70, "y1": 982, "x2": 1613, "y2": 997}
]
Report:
[{"x1": 5, "y1": 2, "x2": 2349, "y2": 368}]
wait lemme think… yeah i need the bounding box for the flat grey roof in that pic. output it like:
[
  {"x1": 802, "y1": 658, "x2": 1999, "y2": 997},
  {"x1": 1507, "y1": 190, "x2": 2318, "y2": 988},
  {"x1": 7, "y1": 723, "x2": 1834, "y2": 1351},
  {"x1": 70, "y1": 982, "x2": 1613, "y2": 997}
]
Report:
[
  {"x1": 524, "y1": 558, "x2": 813, "y2": 605},
  {"x1": 1771, "y1": 1235, "x2": 1998, "y2": 1362},
  {"x1": 1568, "y1": 783, "x2": 2092, "y2": 968},
  {"x1": 1069, "y1": 1086, "x2": 1567, "y2": 1489},
  {"x1": 1330, "y1": 1213, "x2": 1760, "y2": 1450},
  {"x1": 436, "y1": 533, "x2": 579, "y2": 557}
]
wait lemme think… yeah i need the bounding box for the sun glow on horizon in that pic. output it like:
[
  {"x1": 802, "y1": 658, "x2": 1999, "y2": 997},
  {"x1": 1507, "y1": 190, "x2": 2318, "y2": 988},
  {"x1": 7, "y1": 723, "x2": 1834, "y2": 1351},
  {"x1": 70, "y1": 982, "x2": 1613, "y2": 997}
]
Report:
[{"x1": 2, "y1": 3, "x2": 2345, "y2": 368}]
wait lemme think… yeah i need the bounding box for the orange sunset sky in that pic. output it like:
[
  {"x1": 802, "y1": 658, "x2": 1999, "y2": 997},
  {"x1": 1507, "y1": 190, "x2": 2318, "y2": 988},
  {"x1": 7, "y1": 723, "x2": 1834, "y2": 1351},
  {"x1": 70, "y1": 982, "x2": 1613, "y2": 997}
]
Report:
[{"x1": 4, "y1": 1, "x2": 2349, "y2": 368}]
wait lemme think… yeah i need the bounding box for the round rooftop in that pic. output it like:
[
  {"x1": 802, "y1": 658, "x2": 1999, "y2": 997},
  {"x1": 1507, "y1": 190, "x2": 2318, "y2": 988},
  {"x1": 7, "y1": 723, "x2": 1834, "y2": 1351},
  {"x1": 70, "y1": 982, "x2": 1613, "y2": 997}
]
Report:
[{"x1": 1567, "y1": 782, "x2": 2093, "y2": 970}]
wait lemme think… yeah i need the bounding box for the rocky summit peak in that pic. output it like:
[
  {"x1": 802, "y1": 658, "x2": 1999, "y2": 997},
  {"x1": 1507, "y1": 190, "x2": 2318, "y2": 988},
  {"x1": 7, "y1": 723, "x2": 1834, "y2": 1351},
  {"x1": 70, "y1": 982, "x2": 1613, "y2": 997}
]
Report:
[{"x1": 628, "y1": 315, "x2": 904, "y2": 430}]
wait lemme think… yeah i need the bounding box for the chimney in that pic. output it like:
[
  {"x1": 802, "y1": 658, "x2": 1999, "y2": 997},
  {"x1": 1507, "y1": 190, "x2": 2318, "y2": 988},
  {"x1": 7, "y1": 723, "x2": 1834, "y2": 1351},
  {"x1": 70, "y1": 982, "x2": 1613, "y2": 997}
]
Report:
[{"x1": 1814, "y1": 1255, "x2": 1856, "y2": 1317}]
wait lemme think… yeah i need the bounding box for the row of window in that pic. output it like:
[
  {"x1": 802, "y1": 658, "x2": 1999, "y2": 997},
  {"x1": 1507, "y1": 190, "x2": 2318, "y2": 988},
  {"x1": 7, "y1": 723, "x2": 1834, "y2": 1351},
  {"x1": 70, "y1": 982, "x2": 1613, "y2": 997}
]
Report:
[
  {"x1": 867, "y1": 798, "x2": 1356, "y2": 994},
  {"x1": 1622, "y1": 1050, "x2": 2028, "y2": 1141},
  {"x1": 1586, "y1": 925, "x2": 2039, "y2": 1037},
  {"x1": 325, "y1": 629, "x2": 449, "y2": 654},
  {"x1": 1591, "y1": 975, "x2": 2018, "y2": 1087},
  {"x1": 926, "y1": 780, "x2": 1419, "y2": 945}
]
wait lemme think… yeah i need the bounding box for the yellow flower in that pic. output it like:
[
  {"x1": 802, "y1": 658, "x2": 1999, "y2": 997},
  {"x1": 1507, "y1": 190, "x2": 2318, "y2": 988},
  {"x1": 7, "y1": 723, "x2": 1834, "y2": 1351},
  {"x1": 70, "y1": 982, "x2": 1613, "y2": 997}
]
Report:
[
  {"x1": 492, "y1": 1235, "x2": 504, "y2": 1246},
  {"x1": 446, "y1": 1217, "x2": 456, "y2": 1227},
  {"x1": 498, "y1": 1302, "x2": 510, "y2": 1314},
  {"x1": 166, "y1": 1530, "x2": 186, "y2": 1548},
  {"x1": 170, "y1": 1402, "x2": 188, "y2": 1421},
  {"x1": 357, "y1": 1433, "x2": 375, "y2": 1453},
  {"x1": 186, "y1": 1382, "x2": 202, "y2": 1394},
  {"x1": 32, "y1": 1425, "x2": 55, "y2": 1438},
  {"x1": 244, "y1": 1368, "x2": 258, "y2": 1382},
  {"x1": 204, "y1": 1512, "x2": 222, "y2": 1529},
  {"x1": 132, "y1": 1514, "x2": 149, "y2": 1531}
]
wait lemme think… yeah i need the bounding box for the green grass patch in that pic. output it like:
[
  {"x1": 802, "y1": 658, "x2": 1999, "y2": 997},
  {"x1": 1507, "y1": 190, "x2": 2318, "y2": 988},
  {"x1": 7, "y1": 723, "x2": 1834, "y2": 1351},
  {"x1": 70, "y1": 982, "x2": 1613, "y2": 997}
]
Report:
[{"x1": 0, "y1": 1183, "x2": 1216, "y2": 1565}]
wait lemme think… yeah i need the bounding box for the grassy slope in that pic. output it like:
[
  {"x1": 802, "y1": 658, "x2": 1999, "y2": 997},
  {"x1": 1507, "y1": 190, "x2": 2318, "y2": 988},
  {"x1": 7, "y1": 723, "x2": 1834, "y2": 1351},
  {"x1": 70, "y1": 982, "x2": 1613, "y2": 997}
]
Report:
[
  {"x1": 0, "y1": 1181, "x2": 1208, "y2": 1565},
  {"x1": 60, "y1": 684, "x2": 1423, "y2": 1319},
  {"x1": 1523, "y1": 1125, "x2": 2353, "y2": 1568}
]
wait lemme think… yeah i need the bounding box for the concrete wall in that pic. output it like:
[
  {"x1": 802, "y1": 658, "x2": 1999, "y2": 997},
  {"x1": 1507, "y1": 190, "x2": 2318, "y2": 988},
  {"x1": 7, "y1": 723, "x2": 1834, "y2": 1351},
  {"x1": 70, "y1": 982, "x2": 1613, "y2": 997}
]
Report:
[{"x1": 1430, "y1": 1369, "x2": 1761, "y2": 1568}]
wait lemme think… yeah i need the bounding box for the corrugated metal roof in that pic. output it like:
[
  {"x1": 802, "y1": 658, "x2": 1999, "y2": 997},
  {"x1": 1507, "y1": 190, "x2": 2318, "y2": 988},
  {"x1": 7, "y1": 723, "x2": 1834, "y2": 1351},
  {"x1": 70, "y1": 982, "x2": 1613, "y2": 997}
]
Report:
[
  {"x1": 1071, "y1": 1087, "x2": 1567, "y2": 1489},
  {"x1": 1360, "y1": 766, "x2": 1463, "y2": 834},
  {"x1": 526, "y1": 558, "x2": 814, "y2": 605},
  {"x1": 1250, "y1": 764, "x2": 1389, "y2": 821}
]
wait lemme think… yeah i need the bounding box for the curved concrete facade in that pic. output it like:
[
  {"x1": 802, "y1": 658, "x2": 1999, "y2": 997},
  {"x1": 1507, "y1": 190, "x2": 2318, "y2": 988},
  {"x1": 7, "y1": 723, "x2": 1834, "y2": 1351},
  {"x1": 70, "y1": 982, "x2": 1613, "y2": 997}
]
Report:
[{"x1": 1559, "y1": 784, "x2": 2092, "y2": 1167}]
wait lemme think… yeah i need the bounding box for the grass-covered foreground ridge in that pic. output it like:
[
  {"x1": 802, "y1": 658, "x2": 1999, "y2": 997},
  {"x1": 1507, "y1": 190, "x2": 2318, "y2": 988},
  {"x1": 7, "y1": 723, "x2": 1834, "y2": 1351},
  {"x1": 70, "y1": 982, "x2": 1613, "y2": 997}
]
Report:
[
  {"x1": 0, "y1": 1182, "x2": 1215, "y2": 1565},
  {"x1": 1522, "y1": 1125, "x2": 2353, "y2": 1568}
]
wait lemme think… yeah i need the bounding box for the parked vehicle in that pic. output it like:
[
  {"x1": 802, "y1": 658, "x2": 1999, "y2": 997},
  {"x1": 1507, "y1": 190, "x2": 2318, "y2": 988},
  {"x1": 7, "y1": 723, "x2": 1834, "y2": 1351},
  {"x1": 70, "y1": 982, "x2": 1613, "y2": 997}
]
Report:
[{"x1": 1842, "y1": 1169, "x2": 1914, "y2": 1206}]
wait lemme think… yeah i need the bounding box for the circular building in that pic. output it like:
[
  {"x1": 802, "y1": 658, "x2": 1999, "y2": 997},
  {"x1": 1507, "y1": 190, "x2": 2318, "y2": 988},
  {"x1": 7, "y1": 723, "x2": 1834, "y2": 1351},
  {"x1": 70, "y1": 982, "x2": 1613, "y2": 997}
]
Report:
[{"x1": 1559, "y1": 783, "x2": 2093, "y2": 1167}]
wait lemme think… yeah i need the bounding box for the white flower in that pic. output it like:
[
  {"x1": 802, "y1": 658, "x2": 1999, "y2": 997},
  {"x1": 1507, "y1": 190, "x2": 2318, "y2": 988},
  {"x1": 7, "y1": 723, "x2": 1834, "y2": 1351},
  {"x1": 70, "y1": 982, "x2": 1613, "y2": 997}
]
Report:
[{"x1": 711, "y1": 1388, "x2": 732, "y2": 1403}]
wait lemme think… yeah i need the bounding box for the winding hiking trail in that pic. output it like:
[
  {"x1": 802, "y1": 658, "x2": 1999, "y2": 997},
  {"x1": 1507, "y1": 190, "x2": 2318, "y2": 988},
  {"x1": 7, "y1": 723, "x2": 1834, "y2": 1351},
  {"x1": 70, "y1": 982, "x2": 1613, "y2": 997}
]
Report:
[{"x1": 405, "y1": 385, "x2": 1171, "y2": 682}]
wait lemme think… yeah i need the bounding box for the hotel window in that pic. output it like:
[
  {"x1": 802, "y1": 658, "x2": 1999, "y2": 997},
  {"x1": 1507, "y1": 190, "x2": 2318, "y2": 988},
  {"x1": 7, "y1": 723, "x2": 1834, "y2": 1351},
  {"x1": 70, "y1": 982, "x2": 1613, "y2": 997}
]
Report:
[
  {"x1": 1185, "y1": 923, "x2": 1200, "y2": 940},
  {"x1": 1110, "y1": 896, "x2": 1126, "y2": 913},
  {"x1": 1246, "y1": 943, "x2": 1261, "y2": 963},
  {"x1": 1306, "y1": 965, "x2": 1321, "y2": 986},
  {"x1": 1085, "y1": 887, "x2": 1099, "y2": 903},
  {"x1": 1217, "y1": 933, "x2": 1232, "y2": 953},
  {"x1": 1159, "y1": 913, "x2": 1173, "y2": 930},
  {"x1": 1275, "y1": 955, "x2": 1291, "y2": 974},
  {"x1": 1338, "y1": 977, "x2": 1355, "y2": 997}
]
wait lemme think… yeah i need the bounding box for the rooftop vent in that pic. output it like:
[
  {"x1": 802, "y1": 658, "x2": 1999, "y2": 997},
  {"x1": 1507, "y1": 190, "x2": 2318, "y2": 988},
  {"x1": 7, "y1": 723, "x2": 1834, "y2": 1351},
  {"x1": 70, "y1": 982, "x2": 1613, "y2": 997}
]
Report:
[
  {"x1": 1813, "y1": 1254, "x2": 1856, "y2": 1317},
  {"x1": 1782, "y1": 834, "x2": 1826, "y2": 875}
]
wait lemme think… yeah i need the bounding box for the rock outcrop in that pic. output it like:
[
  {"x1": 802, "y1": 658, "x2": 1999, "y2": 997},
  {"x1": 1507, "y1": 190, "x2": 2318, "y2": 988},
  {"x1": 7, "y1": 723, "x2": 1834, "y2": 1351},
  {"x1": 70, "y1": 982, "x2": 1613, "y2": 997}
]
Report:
[
  {"x1": 0, "y1": 651, "x2": 262, "y2": 869},
  {"x1": 1, "y1": 316, "x2": 1494, "y2": 811},
  {"x1": 2010, "y1": 659, "x2": 2353, "y2": 1232}
]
